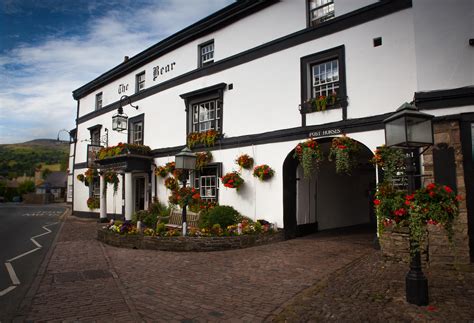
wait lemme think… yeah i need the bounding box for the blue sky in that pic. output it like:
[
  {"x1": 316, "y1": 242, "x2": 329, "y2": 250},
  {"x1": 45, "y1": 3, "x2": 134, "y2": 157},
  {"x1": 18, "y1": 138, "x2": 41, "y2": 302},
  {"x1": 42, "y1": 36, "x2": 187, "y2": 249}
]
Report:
[{"x1": 0, "y1": 0, "x2": 233, "y2": 144}]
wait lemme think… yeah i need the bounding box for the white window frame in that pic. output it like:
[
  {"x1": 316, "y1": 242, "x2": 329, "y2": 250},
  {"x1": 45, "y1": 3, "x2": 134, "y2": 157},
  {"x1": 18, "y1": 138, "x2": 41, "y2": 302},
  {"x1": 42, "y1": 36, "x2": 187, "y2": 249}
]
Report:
[
  {"x1": 95, "y1": 92, "x2": 103, "y2": 110},
  {"x1": 91, "y1": 177, "x2": 100, "y2": 199},
  {"x1": 199, "y1": 41, "x2": 214, "y2": 66},
  {"x1": 132, "y1": 121, "x2": 143, "y2": 145},
  {"x1": 309, "y1": 0, "x2": 335, "y2": 25},
  {"x1": 193, "y1": 166, "x2": 219, "y2": 202},
  {"x1": 311, "y1": 59, "x2": 339, "y2": 98},
  {"x1": 192, "y1": 99, "x2": 220, "y2": 133},
  {"x1": 136, "y1": 72, "x2": 145, "y2": 92}
]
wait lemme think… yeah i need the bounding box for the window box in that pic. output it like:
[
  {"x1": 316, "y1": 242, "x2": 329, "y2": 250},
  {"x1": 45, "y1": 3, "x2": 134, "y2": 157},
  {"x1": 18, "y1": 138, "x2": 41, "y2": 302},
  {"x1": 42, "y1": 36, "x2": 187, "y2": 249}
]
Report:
[
  {"x1": 96, "y1": 143, "x2": 152, "y2": 172},
  {"x1": 300, "y1": 94, "x2": 346, "y2": 113}
]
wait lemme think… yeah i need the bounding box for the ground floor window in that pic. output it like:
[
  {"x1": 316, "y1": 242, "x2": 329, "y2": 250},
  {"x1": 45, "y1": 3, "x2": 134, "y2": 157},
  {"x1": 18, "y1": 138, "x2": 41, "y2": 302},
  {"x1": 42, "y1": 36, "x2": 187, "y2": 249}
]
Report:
[
  {"x1": 193, "y1": 164, "x2": 220, "y2": 202},
  {"x1": 90, "y1": 176, "x2": 100, "y2": 199}
]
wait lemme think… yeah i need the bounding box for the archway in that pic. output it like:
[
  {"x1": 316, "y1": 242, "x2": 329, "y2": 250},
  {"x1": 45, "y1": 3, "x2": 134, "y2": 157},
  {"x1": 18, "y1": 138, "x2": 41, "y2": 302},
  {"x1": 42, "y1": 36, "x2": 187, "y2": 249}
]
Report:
[{"x1": 283, "y1": 137, "x2": 377, "y2": 239}]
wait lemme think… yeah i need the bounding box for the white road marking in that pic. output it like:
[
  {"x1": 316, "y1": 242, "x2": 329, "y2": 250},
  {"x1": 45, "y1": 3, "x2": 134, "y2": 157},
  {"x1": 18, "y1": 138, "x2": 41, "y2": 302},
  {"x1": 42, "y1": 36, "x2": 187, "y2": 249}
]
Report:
[
  {"x1": 1, "y1": 221, "x2": 58, "y2": 297},
  {"x1": 0, "y1": 285, "x2": 16, "y2": 296},
  {"x1": 5, "y1": 263, "x2": 20, "y2": 285}
]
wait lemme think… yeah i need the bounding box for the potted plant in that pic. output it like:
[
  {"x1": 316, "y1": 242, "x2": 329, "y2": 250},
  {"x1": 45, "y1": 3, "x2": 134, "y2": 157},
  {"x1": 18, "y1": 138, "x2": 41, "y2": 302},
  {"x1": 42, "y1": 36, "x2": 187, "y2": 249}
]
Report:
[
  {"x1": 187, "y1": 130, "x2": 219, "y2": 148},
  {"x1": 155, "y1": 165, "x2": 168, "y2": 178},
  {"x1": 164, "y1": 177, "x2": 179, "y2": 190},
  {"x1": 221, "y1": 172, "x2": 244, "y2": 191},
  {"x1": 293, "y1": 138, "x2": 323, "y2": 179},
  {"x1": 87, "y1": 196, "x2": 100, "y2": 210},
  {"x1": 235, "y1": 154, "x2": 254, "y2": 170},
  {"x1": 328, "y1": 135, "x2": 359, "y2": 175},
  {"x1": 371, "y1": 145, "x2": 406, "y2": 182},
  {"x1": 195, "y1": 151, "x2": 213, "y2": 171},
  {"x1": 103, "y1": 171, "x2": 120, "y2": 195},
  {"x1": 253, "y1": 164, "x2": 274, "y2": 181}
]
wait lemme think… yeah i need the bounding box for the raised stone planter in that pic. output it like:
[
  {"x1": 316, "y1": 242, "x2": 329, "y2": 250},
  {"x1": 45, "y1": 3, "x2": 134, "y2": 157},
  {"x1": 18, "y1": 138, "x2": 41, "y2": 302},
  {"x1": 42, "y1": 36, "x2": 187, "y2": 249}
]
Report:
[
  {"x1": 97, "y1": 229, "x2": 285, "y2": 252},
  {"x1": 379, "y1": 225, "x2": 428, "y2": 266}
]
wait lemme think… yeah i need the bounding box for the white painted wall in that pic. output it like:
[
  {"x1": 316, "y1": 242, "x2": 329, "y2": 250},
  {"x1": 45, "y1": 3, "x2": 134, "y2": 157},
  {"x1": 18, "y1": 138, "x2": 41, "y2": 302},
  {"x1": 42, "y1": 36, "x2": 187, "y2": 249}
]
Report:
[
  {"x1": 335, "y1": 0, "x2": 379, "y2": 17},
  {"x1": 413, "y1": 0, "x2": 474, "y2": 91}
]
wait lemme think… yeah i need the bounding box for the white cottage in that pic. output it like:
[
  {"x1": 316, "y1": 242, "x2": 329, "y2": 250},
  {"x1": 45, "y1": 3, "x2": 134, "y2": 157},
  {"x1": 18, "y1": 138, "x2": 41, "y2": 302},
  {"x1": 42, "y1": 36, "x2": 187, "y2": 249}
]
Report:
[{"x1": 69, "y1": 0, "x2": 474, "y2": 260}]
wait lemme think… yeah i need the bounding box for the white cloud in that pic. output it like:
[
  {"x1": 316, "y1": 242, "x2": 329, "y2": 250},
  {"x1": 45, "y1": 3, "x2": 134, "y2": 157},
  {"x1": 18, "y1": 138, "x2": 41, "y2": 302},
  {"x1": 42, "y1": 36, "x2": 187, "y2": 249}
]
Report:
[{"x1": 0, "y1": 0, "x2": 233, "y2": 144}]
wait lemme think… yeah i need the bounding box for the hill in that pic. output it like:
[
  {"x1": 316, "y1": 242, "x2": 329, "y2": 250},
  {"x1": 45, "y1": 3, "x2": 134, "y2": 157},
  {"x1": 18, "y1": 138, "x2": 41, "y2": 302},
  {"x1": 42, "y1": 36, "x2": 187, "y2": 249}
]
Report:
[{"x1": 0, "y1": 139, "x2": 69, "y2": 179}]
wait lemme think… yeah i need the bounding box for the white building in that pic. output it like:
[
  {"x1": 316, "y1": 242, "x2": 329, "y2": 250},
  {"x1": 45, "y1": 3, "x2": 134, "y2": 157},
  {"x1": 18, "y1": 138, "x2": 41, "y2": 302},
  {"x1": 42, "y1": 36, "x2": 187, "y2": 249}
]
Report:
[{"x1": 69, "y1": 0, "x2": 474, "y2": 258}]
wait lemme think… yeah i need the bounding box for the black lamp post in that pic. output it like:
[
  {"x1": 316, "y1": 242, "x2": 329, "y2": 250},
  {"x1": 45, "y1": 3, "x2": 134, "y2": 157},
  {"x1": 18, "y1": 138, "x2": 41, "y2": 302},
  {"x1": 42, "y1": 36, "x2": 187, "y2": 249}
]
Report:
[
  {"x1": 383, "y1": 102, "x2": 434, "y2": 306},
  {"x1": 175, "y1": 147, "x2": 197, "y2": 236},
  {"x1": 112, "y1": 95, "x2": 138, "y2": 132}
]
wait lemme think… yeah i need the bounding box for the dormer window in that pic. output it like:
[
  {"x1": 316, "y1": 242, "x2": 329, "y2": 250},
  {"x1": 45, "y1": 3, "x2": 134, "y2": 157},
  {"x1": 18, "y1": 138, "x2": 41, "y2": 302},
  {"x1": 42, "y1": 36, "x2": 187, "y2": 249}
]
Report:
[
  {"x1": 308, "y1": 0, "x2": 335, "y2": 26},
  {"x1": 198, "y1": 40, "x2": 214, "y2": 67},
  {"x1": 136, "y1": 71, "x2": 145, "y2": 93}
]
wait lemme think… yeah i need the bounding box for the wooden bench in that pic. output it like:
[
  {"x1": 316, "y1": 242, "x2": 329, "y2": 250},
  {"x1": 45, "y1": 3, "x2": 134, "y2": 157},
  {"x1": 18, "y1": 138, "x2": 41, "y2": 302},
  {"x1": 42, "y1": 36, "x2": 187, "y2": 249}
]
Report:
[{"x1": 161, "y1": 208, "x2": 200, "y2": 229}]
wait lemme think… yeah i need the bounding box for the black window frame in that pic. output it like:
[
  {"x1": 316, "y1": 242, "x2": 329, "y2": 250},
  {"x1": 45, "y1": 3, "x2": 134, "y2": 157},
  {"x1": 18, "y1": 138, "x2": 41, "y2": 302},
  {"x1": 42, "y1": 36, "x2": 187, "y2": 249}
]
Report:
[
  {"x1": 87, "y1": 124, "x2": 102, "y2": 146},
  {"x1": 306, "y1": 0, "x2": 335, "y2": 27},
  {"x1": 180, "y1": 83, "x2": 226, "y2": 137},
  {"x1": 198, "y1": 39, "x2": 215, "y2": 68},
  {"x1": 128, "y1": 113, "x2": 145, "y2": 145},
  {"x1": 135, "y1": 71, "x2": 146, "y2": 93},
  {"x1": 95, "y1": 92, "x2": 103, "y2": 110},
  {"x1": 89, "y1": 175, "x2": 100, "y2": 199},
  {"x1": 192, "y1": 163, "x2": 222, "y2": 203},
  {"x1": 300, "y1": 45, "x2": 347, "y2": 120}
]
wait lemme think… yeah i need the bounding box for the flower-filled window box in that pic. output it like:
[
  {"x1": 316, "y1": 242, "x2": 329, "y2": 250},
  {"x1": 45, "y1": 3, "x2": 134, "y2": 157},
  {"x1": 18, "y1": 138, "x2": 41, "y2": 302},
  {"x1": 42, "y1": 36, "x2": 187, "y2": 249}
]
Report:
[
  {"x1": 187, "y1": 130, "x2": 219, "y2": 149},
  {"x1": 97, "y1": 143, "x2": 151, "y2": 160},
  {"x1": 300, "y1": 93, "x2": 345, "y2": 113},
  {"x1": 221, "y1": 172, "x2": 244, "y2": 191},
  {"x1": 253, "y1": 164, "x2": 274, "y2": 181}
]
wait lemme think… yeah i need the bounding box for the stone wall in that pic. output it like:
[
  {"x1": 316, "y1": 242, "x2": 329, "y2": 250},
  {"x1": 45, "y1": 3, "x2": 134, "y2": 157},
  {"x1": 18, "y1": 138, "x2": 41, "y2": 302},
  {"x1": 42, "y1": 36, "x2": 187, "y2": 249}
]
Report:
[
  {"x1": 97, "y1": 229, "x2": 285, "y2": 252},
  {"x1": 381, "y1": 120, "x2": 470, "y2": 266}
]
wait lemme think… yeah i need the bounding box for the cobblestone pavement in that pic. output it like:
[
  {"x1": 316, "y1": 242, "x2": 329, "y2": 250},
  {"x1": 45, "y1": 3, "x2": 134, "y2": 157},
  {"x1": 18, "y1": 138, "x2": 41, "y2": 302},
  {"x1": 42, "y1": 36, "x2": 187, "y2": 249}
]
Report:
[{"x1": 21, "y1": 214, "x2": 474, "y2": 322}]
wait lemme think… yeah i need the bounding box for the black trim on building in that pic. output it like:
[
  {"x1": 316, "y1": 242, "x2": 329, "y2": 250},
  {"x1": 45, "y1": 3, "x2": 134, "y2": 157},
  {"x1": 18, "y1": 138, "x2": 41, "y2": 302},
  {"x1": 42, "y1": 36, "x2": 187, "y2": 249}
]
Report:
[
  {"x1": 72, "y1": 0, "x2": 278, "y2": 100},
  {"x1": 74, "y1": 0, "x2": 412, "y2": 124},
  {"x1": 87, "y1": 124, "x2": 102, "y2": 131},
  {"x1": 414, "y1": 86, "x2": 474, "y2": 110}
]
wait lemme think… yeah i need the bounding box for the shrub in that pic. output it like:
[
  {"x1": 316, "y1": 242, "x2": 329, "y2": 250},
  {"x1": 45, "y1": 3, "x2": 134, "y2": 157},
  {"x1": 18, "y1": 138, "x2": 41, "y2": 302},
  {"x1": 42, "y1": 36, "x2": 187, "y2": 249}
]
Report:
[
  {"x1": 199, "y1": 205, "x2": 241, "y2": 229},
  {"x1": 156, "y1": 222, "x2": 166, "y2": 235}
]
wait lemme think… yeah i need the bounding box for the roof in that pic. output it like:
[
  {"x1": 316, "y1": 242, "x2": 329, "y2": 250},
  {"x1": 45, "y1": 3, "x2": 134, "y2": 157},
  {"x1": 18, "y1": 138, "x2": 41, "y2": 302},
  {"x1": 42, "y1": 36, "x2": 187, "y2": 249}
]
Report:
[{"x1": 72, "y1": 0, "x2": 277, "y2": 100}]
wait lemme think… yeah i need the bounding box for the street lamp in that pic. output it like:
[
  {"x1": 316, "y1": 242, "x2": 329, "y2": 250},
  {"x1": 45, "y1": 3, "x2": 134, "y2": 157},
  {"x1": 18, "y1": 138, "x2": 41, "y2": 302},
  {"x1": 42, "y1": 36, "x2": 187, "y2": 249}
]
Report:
[
  {"x1": 112, "y1": 95, "x2": 138, "y2": 132},
  {"x1": 175, "y1": 147, "x2": 197, "y2": 236},
  {"x1": 383, "y1": 102, "x2": 434, "y2": 306}
]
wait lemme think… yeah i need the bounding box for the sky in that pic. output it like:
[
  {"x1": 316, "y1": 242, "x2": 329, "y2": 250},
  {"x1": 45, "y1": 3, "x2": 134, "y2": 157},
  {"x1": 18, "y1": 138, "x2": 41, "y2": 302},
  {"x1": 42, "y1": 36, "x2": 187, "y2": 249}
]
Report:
[{"x1": 0, "y1": 0, "x2": 233, "y2": 144}]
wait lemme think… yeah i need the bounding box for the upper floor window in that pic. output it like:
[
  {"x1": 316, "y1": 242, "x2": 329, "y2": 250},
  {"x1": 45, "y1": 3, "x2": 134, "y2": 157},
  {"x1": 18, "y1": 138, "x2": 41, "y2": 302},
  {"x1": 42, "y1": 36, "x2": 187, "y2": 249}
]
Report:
[
  {"x1": 90, "y1": 128, "x2": 101, "y2": 146},
  {"x1": 180, "y1": 83, "x2": 226, "y2": 136},
  {"x1": 95, "y1": 92, "x2": 103, "y2": 110},
  {"x1": 300, "y1": 46, "x2": 346, "y2": 114},
  {"x1": 198, "y1": 40, "x2": 214, "y2": 67},
  {"x1": 308, "y1": 0, "x2": 335, "y2": 26},
  {"x1": 136, "y1": 71, "x2": 145, "y2": 93},
  {"x1": 128, "y1": 114, "x2": 144, "y2": 145}
]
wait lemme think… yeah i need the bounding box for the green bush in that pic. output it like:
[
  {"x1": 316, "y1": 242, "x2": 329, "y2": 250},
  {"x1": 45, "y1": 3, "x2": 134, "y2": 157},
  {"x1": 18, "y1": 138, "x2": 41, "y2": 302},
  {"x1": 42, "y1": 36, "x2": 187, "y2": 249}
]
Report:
[
  {"x1": 156, "y1": 222, "x2": 166, "y2": 235},
  {"x1": 199, "y1": 205, "x2": 241, "y2": 229},
  {"x1": 132, "y1": 199, "x2": 169, "y2": 228}
]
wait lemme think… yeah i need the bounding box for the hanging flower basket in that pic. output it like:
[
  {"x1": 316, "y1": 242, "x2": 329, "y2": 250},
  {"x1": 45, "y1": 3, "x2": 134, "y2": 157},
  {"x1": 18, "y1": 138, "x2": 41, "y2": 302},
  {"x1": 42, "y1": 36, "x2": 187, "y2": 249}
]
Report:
[
  {"x1": 293, "y1": 138, "x2": 323, "y2": 179},
  {"x1": 253, "y1": 164, "x2": 274, "y2": 181},
  {"x1": 164, "y1": 177, "x2": 179, "y2": 191},
  {"x1": 155, "y1": 166, "x2": 168, "y2": 178},
  {"x1": 235, "y1": 154, "x2": 254, "y2": 170},
  {"x1": 165, "y1": 161, "x2": 175, "y2": 174},
  {"x1": 328, "y1": 135, "x2": 360, "y2": 175},
  {"x1": 195, "y1": 151, "x2": 213, "y2": 171},
  {"x1": 87, "y1": 196, "x2": 100, "y2": 210},
  {"x1": 104, "y1": 171, "x2": 120, "y2": 195},
  {"x1": 221, "y1": 172, "x2": 244, "y2": 191},
  {"x1": 371, "y1": 145, "x2": 405, "y2": 182},
  {"x1": 168, "y1": 187, "x2": 201, "y2": 209},
  {"x1": 187, "y1": 130, "x2": 219, "y2": 149}
]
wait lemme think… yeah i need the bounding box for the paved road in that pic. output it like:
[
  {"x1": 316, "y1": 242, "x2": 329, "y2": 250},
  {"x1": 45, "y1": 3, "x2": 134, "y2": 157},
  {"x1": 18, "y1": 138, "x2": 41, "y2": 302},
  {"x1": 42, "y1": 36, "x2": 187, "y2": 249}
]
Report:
[{"x1": 0, "y1": 204, "x2": 65, "y2": 321}]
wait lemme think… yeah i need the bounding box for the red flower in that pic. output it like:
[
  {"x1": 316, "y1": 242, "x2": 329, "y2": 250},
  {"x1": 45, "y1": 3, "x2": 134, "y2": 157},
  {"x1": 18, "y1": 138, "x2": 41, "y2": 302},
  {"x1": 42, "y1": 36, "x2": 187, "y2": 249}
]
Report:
[
  {"x1": 373, "y1": 199, "x2": 381, "y2": 206},
  {"x1": 405, "y1": 200, "x2": 411, "y2": 206},
  {"x1": 444, "y1": 186, "x2": 453, "y2": 193},
  {"x1": 426, "y1": 183, "x2": 436, "y2": 191},
  {"x1": 338, "y1": 145, "x2": 347, "y2": 150},
  {"x1": 192, "y1": 193, "x2": 200, "y2": 199},
  {"x1": 456, "y1": 195, "x2": 463, "y2": 201},
  {"x1": 427, "y1": 219, "x2": 438, "y2": 225},
  {"x1": 429, "y1": 191, "x2": 436, "y2": 198},
  {"x1": 405, "y1": 194, "x2": 414, "y2": 201}
]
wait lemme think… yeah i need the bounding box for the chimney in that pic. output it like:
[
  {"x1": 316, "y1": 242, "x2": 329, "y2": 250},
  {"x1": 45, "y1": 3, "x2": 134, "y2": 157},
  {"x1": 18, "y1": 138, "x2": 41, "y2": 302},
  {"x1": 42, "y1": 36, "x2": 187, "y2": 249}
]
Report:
[{"x1": 124, "y1": 56, "x2": 129, "y2": 62}]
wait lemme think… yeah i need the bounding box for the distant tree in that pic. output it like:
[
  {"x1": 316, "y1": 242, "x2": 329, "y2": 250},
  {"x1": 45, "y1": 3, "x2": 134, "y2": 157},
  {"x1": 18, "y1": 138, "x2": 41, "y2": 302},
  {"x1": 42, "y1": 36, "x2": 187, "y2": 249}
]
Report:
[
  {"x1": 42, "y1": 168, "x2": 52, "y2": 179},
  {"x1": 18, "y1": 180, "x2": 35, "y2": 194}
]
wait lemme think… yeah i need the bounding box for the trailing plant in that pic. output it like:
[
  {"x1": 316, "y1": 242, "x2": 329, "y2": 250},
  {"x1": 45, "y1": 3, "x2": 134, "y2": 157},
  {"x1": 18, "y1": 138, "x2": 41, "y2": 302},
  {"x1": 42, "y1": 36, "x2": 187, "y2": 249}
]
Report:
[
  {"x1": 155, "y1": 165, "x2": 168, "y2": 178},
  {"x1": 168, "y1": 187, "x2": 201, "y2": 209},
  {"x1": 328, "y1": 135, "x2": 360, "y2": 175},
  {"x1": 87, "y1": 196, "x2": 100, "y2": 210},
  {"x1": 294, "y1": 138, "x2": 323, "y2": 179},
  {"x1": 165, "y1": 161, "x2": 175, "y2": 173},
  {"x1": 221, "y1": 172, "x2": 244, "y2": 191},
  {"x1": 103, "y1": 171, "x2": 120, "y2": 195},
  {"x1": 371, "y1": 145, "x2": 406, "y2": 182},
  {"x1": 97, "y1": 143, "x2": 151, "y2": 160},
  {"x1": 301, "y1": 92, "x2": 339, "y2": 112},
  {"x1": 252, "y1": 164, "x2": 275, "y2": 181},
  {"x1": 235, "y1": 154, "x2": 254, "y2": 170},
  {"x1": 164, "y1": 177, "x2": 179, "y2": 190},
  {"x1": 77, "y1": 168, "x2": 98, "y2": 187},
  {"x1": 195, "y1": 151, "x2": 213, "y2": 171},
  {"x1": 187, "y1": 130, "x2": 219, "y2": 149}
]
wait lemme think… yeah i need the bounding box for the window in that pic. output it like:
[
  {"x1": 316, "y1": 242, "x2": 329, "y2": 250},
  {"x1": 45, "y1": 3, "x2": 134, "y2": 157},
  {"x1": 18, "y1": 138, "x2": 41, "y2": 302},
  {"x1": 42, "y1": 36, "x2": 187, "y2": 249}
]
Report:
[
  {"x1": 95, "y1": 92, "x2": 103, "y2": 110},
  {"x1": 193, "y1": 164, "x2": 220, "y2": 202},
  {"x1": 90, "y1": 128, "x2": 101, "y2": 146},
  {"x1": 198, "y1": 40, "x2": 214, "y2": 67},
  {"x1": 311, "y1": 59, "x2": 339, "y2": 98},
  {"x1": 301, "y1": 46, "x2": 346, "y2": 111},
  {"x1": 90, "y1": 176, "x2": 100, "y2": 199},
  {"x1": 128, "y1": 114, "x2": 144, "y2": 145},
  {"x1": 192, "y1": 100, "x2": 220, "y2": 133},
  {"x1": 308, "y1": 0, "x2": 335, "y2": 26},
  {"x1": 136, "y1": 71, "x2": 145, "y2": 92},
  {"x1": 180, "y1": 83, "x2": 226, "y2": 136}
]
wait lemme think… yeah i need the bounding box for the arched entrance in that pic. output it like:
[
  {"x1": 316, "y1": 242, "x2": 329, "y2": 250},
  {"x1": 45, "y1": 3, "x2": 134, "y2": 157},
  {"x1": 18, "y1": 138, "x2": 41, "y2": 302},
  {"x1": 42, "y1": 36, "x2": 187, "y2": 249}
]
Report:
[{"x1": 283, "y1": 137, "x2": 376, "y2": 239}]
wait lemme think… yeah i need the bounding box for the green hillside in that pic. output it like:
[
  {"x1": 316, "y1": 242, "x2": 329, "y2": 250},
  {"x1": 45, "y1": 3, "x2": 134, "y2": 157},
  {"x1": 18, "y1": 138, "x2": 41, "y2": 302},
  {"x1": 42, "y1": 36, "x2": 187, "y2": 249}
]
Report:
[{"x1": 0, "y1": 139, "x2": 69, "y2": 179}]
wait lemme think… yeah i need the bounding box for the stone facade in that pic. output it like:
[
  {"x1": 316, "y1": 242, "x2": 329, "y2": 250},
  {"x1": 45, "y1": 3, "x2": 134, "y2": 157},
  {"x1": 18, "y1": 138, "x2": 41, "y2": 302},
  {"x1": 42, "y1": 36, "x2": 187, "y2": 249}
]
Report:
[
  {"x1": 97, "y1": 229, "x2": 285, "y2": 252},
  {"x1": 381, "y1": 120, "x2": 471, "y2": 266}
]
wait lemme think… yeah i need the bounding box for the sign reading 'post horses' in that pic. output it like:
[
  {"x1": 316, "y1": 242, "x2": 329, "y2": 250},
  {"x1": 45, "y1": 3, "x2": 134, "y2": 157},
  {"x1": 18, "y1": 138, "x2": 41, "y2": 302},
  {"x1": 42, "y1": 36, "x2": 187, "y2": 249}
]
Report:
[{"x1": 308, "y1": 128, "x2": 342, "y2": 138}]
